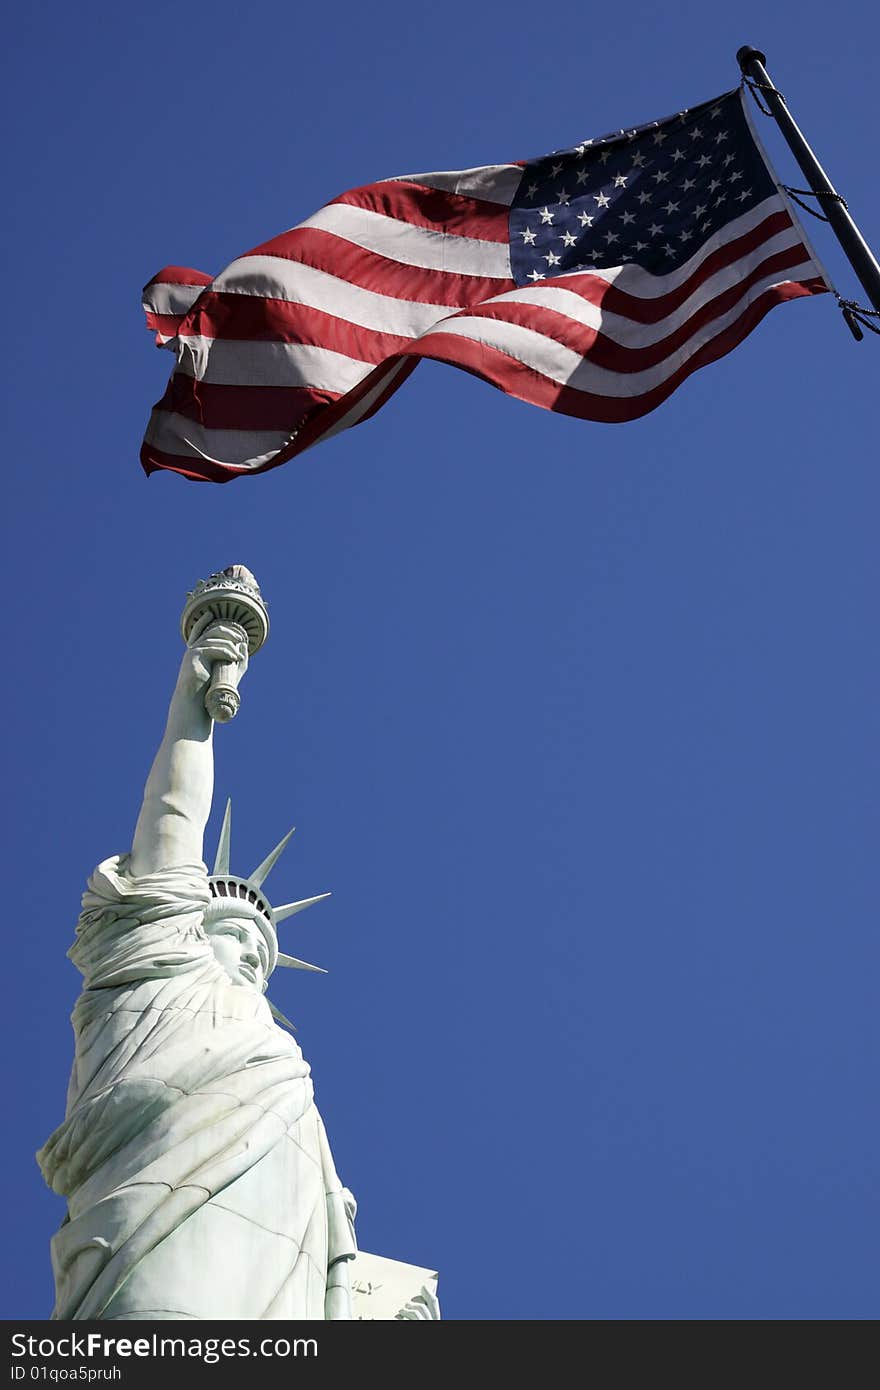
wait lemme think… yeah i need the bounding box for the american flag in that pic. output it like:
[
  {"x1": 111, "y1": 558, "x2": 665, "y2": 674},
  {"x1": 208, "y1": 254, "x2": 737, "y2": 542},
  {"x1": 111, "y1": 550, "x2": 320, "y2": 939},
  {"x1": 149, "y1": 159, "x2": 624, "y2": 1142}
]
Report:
[{"x1": 141, "y1": 87, "x2": 829, "y2": 483}]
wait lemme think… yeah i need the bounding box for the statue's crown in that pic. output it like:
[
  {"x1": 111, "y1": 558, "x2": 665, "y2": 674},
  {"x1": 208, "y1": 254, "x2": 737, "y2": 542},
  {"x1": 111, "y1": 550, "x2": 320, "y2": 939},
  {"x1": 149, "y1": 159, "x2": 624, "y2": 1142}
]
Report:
[{"x1": 205, "y1": 799, "x2": 329, "y2": 981}]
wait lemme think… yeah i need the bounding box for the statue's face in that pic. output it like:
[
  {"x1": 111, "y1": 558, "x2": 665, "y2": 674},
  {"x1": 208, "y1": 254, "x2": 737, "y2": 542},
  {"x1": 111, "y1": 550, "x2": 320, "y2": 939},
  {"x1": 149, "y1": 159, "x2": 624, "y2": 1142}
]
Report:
[{"x1": 205, "y1": 916, "x2": 269, "y2": 991}]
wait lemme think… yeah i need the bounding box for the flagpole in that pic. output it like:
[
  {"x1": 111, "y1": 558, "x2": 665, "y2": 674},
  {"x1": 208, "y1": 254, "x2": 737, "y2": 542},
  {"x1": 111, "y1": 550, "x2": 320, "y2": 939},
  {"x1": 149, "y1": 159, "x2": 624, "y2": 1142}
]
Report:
[{"x1": 737, "y1": 46, "x2": 880, "y2": 320}]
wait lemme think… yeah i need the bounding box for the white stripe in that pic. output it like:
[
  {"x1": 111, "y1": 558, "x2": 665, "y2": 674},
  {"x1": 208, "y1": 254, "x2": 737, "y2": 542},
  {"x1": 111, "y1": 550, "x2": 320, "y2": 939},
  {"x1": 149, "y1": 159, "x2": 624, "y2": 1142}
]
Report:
[
  {"x1": 394, "y1": 164, "x2": 523, "y2": 206},
  {"x1": 305, "y1": 359, "x2": 413, "y2": 449},
  {"x1": 174, "y1": 338, "x2": 374, "y2": 392},
  {"x1": 213, "y1": 256, "x2": 462, "y2": 335},
  {"x1": 145, "y1": 411, "x2": 293, "y2": 469},
  {"x1": 144, "y1": 283, "x2": 206, "y2": 317},
  {"x1": 297, "y1": 203, "x2": 511, "y2": 279},
  {"x1": 490, "y1": 224, "x2": 806, "y2": 348},
  {"x1": 417, "y1": 259, "x2": 816, "y2": 398}
]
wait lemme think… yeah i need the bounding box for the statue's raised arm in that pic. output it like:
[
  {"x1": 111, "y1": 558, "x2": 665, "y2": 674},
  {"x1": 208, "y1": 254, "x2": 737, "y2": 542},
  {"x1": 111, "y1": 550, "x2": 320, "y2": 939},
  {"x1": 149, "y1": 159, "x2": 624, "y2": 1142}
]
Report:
[
  {"x1": 130, "y1": 622, "x2": 246, "y2": 874},
  {"x1": 130, "y1": 565, "x2": 267, "y2": 876}
]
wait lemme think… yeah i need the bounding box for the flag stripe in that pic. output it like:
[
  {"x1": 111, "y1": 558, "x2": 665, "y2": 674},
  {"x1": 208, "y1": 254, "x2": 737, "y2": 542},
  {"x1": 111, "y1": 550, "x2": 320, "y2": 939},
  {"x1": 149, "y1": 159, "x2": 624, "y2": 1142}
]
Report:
[
  {"x1": 332, "y1": 180, "x2": 511, "y2": 242},
  {"x1": 172, "y1": 337, "x2": 373, "y2": 391},
  {"x1": 394, "y1": 165, "x2": 523, "y2": 205},
  {"x1": 200, "y1": 270, "x2": 461, "y2": 337},
  {"x1": 253, "y1": 202, "x2": 513, "y2": 279},
  {"x1": 155, "y1": 376, "x2": 338, "y2": 431},
  {"x1": 179, "y1": 302, "x2": 412, "y2": 369},
  {"x1": 229, "y1": 229, "x2": 514, "y2": 307}
]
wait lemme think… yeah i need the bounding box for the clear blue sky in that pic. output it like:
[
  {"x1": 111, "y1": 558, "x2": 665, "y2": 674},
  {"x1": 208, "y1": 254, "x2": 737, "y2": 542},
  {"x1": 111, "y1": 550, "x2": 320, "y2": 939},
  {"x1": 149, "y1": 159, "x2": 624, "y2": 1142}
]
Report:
[{"x1": 3, "y1": 0, "x2": 877, "y2": 1321}]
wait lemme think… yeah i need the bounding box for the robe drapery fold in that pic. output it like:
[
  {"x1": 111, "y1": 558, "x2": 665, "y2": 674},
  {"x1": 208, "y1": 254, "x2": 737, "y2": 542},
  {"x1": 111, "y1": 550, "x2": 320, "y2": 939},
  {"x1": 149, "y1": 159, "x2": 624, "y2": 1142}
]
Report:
[{"x1": 37, "y1": 857, "x2": 355, "y2": 1320}]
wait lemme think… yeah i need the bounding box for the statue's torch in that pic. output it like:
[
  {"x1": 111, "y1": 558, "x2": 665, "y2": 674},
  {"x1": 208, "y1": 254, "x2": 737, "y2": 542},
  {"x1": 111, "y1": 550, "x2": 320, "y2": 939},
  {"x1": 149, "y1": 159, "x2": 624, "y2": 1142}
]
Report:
[{"x1": 180, "y1": 565, "x2": 270, "y2": 723}]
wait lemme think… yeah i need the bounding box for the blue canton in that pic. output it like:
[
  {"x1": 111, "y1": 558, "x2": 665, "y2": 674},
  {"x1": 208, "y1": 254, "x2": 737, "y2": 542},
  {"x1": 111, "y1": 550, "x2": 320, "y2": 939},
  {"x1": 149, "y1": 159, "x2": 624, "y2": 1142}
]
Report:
[{"x1": 509, "y1": 89, "x2": 776, "y2": 285}]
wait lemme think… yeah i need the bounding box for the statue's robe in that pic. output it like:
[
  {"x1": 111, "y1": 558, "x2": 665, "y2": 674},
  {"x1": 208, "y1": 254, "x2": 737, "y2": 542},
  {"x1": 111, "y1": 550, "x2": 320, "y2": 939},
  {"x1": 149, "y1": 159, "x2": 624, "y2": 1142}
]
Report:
[{"x1": 37, "y1": 857, "x2": 355, "y2": 1321}]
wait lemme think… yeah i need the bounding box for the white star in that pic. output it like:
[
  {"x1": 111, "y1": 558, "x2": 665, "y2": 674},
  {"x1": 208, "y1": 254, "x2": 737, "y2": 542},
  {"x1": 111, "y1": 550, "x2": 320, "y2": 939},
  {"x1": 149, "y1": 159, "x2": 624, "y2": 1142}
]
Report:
[
  {"x1": 693, "y1": 203, "x2": 707, "y2": 218},
  {"x1": 689, "y1": 126, "x2": 702, "y2": 140},
  {"x1": 714, "y1": 194, "x2": 725, "y2": 207},
  {"x1": 723, "y1": 153, "x2": 735, "y2": 168},
  {"x1": 550, "y1": 161, "x2": 563, "y2": 177},
  {"x1": 544, "y1": 250, "x2": 561, "y2": 265},
  {"x1": 631, "y1": 152, "x2": 646, "y2": 168},
  {"x1": 653, "y1": 129, "x2": 667, "y2": 145},
  {"x1": 663, "y1": 242, "x2": 676, "y2": 255},
  {"x1": 679, "y1": 229, "x2": 692, "y2": 242},
  {"x1": 681, "y1": 177, "x2": 696, "y2": 192},
  {"x1": 526, "y1": 182, "x2": 538, "y2": 197},
  {"x1": 737, "y1": 188, "x2": 752, "y2": 202},
  {"x1": 620, "y1": 210, "x2": 635, "y2": 224},
  {"x1": 557, "y1": 188, "x2": 571, "y2": 204},
  {"x1": 599, "y1": 149, "x2": 611, "y2": 164},
  {"x1": 710, "y1": 105, "x2": 722, "y2": 119},
  {"x1": 648, "y1": 221, "x2": 663, "y2": 236},
  {"x1": 526, "y1": 269, "x2": 545, "y2": 281},
  {"x1": 521, "y1": 227, "x2": 537, "y2": 244},
  {"x1": 729, "y1": 170, "x2": 742, "y2": 184},
  {"x1": 652, "y1": 168, "x2": 669, "y2": 183},
  {"x1": 662, "y1": 199, "x2": 680, "y2": 214},
  {"x1": 561, "y1": 230, "x2": 577, "y2": 246},
  {"x1": 575, "y1": 168, "x2": 588, "y2": 185},
  {"x1": 589, "y1": 248, "x2": 603, "y2": 261},
  {"x1": 593, "y1": 191, "x2": 610, "y2": 208},
  {"x1": 696, "y1": 154, "x2": 711, "y2": 168},
  {"x1": 577, "y1": 210, "x2": 594, "y2": 227},
  {"x1": 714, "y1": 130, "x2": 729, "y2": 144},
  {"x1": 539, "y1": 206, "x2": 555, "y2": 224},
  {"x1": 708, "y1": 178, "x2": 721, "y2": 193},
  {"x1": 604, "y1": 230, "x2": 619, "y2": 243},
  {"x1": 670, "y1": 147, "x2": 686, "y2": 163},
  {"x1": 701, "y1": 220, "x2": 711, "y2": 232},
  {"x1": 613, "y1": 173, "x2": 628, "y2": 187},
  {"x1": 637, "y1": 190, "x2": 652, "y2": 205},
  {"x1": 633, "y1": 239, "x2": 647, "y2": 251}
]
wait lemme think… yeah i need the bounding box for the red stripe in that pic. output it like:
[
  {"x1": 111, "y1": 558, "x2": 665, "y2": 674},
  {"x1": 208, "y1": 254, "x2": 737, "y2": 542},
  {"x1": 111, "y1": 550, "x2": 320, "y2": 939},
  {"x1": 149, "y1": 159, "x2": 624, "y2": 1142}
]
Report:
[
  {"x1": 140, "y1": 443, "x2": 252, "y2": 483},
  {"x1": 332, "y1": 180, "x2": 510, "y2": 242},
  {"x1": 404, "y1": 278, "x2": 825, "y2": 423},
  {"x1": 153, "y1": 376, "x2": 339, "y2": 432},
  {"x1": 143, "y1": 265, "x2": 213, "y2": 290},
  {"x1": 144, "y1": 311, "x2": 184, "y2": 340},
  {"x1": 182, "y1": 293, "x2": 413, "y2": 362},
  {"x1": 455, "y1": 243, "x2": 814, "y2": 374},
  {"x1": 239, "y1": 227, "x2": 514, "y2": 307}
]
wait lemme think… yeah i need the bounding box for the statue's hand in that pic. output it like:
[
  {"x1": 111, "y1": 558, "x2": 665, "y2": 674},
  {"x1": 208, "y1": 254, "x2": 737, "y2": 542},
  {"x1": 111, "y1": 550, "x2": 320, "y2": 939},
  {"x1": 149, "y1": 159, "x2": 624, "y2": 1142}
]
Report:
[
  {"x1": 179, "y1": 620, "x2": 249, "y2": 698},
  {"x1": 395, "y1": 1283, "x2": 441, "y2": 1320}
]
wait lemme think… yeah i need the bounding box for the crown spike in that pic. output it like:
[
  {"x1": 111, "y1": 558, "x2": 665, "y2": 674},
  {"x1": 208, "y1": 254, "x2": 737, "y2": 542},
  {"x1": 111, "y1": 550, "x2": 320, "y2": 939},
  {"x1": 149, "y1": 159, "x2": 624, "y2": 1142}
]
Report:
[
  {"x1": 274, "y1": 892, "x2": 331, "y2": 923},
  {"x1": 277, "y1": 952, "x2": 327, "y2": 973},
  {"x1": 249, "y1": 826, "x2": 296, "y2": 887},
  {"x1": 212, "y1": 799, "x2": 233, "y2": 875}
]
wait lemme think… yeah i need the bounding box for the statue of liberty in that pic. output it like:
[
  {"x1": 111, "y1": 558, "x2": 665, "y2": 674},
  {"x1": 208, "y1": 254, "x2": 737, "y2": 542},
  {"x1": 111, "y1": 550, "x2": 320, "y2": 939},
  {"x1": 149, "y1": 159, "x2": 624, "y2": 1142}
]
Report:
[{"x1": 36, "y1": 567, "x2": 435, "y2": 1321}]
